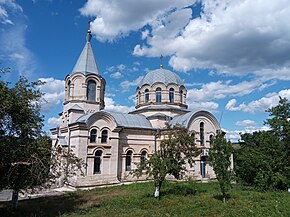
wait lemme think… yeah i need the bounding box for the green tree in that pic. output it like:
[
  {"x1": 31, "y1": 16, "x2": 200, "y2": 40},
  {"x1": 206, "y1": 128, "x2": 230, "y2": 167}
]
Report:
[
  {"x1": 209, "y1": 131, "x2": 234, "y2": 203},
  {"x1": 0, "y1": 75, "x2": 86, "y2": 208},
  {"x1": 265, "y1": 97, "x2": 290, "y2": 164},
  {"x1": 235, "y1": 131, "x2": 289, "y2": 190},
  {"x1": 235, "y1": 98, "x2": 290, "y2": 190},
  {"x1": 133, "y1": 127, "x2": 200, "y2": 198}
]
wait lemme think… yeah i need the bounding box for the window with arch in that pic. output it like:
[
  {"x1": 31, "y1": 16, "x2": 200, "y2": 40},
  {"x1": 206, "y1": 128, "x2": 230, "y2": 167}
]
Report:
[
  {"x1": 200, "y1": 156, "x2": 207, "y2": 178},
  {"x1": 67, "y1": 81, "x2": 71, "y2": 98},
  {"x1": 200, "y1": 122, "x2": 205, "y2": 146},
  {"x1": 180, "y1": 90, "x2": 183, "y2": 103},
  {"x1": 138, "y1": 91, "x2": 141, "y2": 104},
  {"x1": 87, "y1": 80, "x2": 96, "y2": 101},
  {"x1": 209, "y1": 134, "x2": 213, "y2": 147},
  {"x1": 90, "y1": 129, "x2": 97, "y2": 143},
  {"x1": 169, "y1": 88, "x2": 174, "y2": 103},
  {"x1": 126, "y1": 150, "x2": 133, "y2": 171},
  {"x1": 101, "y1": 129, "x2": 108, "y2": 143},
  {"x1": 94, "y1": 150, "x2": 102, "y2": 174},
  {"x1": 156, "y1": 87, "x2": 162, "y2": 103},
  {"x1": 140, "y1": 150, "x2": 147, "y2": 163},
  {"x1": 145, "y1": 89, "x2": 149, "y2": 103}
]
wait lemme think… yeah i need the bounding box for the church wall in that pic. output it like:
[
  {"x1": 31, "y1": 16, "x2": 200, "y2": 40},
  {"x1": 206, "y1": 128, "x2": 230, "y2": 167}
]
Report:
[
  {"x1": 187, "y1": 116, "x2": 219, "y2": 180},
  {"x1": 119, "y1": 129, "x2": 155, "y2": 180}
]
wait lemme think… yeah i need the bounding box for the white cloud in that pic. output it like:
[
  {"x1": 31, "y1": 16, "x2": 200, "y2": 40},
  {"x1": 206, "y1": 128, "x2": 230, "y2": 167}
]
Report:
[
  {"x1": 38, "y1": 77, "x2": 65, "y2": 113},
  {"x1": 80, "y1": 0, "x2": 195, "y2": 42},
  {"x1": 132, "y1": 0, "x2": 290, "y2": 80},
  {"x1": 104, "y1": 97, "x2": 134, "y2": 113},
  {"x1": 120, "y1": 76, "x2": 144, "y2": 92},
  {"x1": 47, "y1": 117, "x2": 59, "y2": 125},
  {"x1": 187, "y1": 80, "x2": 273, "y2": 102},
  {"x1": 226, "y1": 89, "x2": 290, "y2": 113},
  {"x1": 235, "y1": 119, "x2": 256, "y2": 127},
  {"x1": 0, "y1": 1, "x2": 37, "y2": 76},
  {"x1": 223, "y1": 126, "x2": 271, "y2": 142},
  {"x1": 110, "y1": 71, "x2": 123, "y2": 79},
  {"x1": 187, "y1": 101, "x2": 219, "y2": 112}
]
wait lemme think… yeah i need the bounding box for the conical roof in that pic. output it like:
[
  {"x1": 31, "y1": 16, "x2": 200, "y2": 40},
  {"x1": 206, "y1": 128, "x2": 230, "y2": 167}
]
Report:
[{"x1": 72, "y1": 31, "x2": 100, "y2": 75}]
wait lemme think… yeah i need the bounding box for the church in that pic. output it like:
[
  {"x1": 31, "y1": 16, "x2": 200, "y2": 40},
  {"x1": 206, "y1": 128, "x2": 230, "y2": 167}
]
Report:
[{"x1": 51, "y1": 28, "x2": 221, "y2": 187}]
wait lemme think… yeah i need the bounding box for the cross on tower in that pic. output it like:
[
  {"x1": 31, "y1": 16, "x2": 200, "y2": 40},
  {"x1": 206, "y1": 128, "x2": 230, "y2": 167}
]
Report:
[{"x1": 160, "y1": 55, "x2": 163, "y2": 69}]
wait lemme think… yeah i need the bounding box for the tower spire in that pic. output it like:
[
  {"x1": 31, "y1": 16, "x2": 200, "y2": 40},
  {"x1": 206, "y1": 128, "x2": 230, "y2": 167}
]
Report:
[
  {"x1": 86, "y1": 20, "x2": 92, "y2": 42},
  {"x1": 160, "y1": 55, "x2": 163, "y2": 69}
]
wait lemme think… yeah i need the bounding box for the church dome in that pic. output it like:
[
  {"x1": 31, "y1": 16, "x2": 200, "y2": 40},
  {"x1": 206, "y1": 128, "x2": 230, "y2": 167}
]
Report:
[{"x1": 139, "y1": 68, "x2": 184, "y2": 87}]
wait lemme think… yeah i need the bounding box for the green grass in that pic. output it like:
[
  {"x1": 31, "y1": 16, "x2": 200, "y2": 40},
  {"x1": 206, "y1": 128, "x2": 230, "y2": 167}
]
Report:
[{"x1": 0, "y1": 181, "x2": 289, "y2": 217}]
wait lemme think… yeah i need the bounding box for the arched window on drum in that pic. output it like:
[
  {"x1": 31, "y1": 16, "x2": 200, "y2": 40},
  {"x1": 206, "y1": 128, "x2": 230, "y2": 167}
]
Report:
[
  {"x1": 169, "y1": 88, "x2": 174, "y2": 103},
  {"x1": 156, "y1": 87, "x2": 162, "y2": 103},
  {"x1": 87, "y1": 80, "x2": 96, "y2": 101},
  {"x1": 145, "y1": 89, "x2": 149, "y2": 103}
]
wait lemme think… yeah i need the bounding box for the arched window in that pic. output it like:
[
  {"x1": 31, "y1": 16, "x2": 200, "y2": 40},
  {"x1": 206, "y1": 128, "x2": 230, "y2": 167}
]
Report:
[
  {"x1": 169, "y1": 88, "x2": 174, "y2": 103},
  {"x1": 94, "y1": 150, "x2": 102, "y2": 174},
  {"x1": 126, "y1": 150, "x2": 133, "y2": 171},
  {"x1": 140, "y1": 151, "x2": 147, "y2": 163},
  {"x1": 87, "y1": 80, "x2": 96, "y2": 101},
  {"x1": 209, "y1": 135, "x2": 213, "y2": 147},
  {"x1": 200, "y1": 122, "x2": 204, "y2": 146},
  {"x1": 180, "y1": 90, "x2": 183, "y2": 103},
  {"x1": 156, "y1": 87, "x2": 162, "y2": 103},
  {"x1": 145, "y1": 89, "x2": 149, "y2": 103},
  {"x1": 138, "y1": 91, "x2": 141, "y2": 104},
  {"x1": 200, "y1": 156, "x2": 207, "y2": 178},
  {"x1": 67, "y1": 81, "x2": 71, "y2": 98},
  {"x1": 90, "y1": 129, "x2": 97, "y2": 143},
  {"x1": 101, "y1": 130, "x2": 108, "y2": 143}
]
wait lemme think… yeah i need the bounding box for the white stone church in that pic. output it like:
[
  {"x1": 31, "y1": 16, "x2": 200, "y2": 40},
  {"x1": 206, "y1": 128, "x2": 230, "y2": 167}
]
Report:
[{"x1": 51, "y1": 28, "x2": 221, "y2": 187}]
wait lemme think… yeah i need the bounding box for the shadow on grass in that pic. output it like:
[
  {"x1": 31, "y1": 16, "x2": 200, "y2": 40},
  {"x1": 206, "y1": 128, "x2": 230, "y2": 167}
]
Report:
[{"x1": 0, "y1": 192, "x2": 99, "y2": 217}]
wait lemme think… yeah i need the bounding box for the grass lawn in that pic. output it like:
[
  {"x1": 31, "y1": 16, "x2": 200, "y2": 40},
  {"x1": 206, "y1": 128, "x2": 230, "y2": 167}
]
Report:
[{"x1": 0, "y1": 181, "x2": 289, "y2": 217}]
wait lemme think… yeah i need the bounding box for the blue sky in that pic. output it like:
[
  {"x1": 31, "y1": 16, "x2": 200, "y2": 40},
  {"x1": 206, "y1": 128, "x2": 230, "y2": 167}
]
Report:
[{"x1": 1, "y1": 0, "x2": 290, "y2": 141}]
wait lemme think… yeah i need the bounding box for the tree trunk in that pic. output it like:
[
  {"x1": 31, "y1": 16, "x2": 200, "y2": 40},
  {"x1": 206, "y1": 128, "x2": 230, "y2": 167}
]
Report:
[
  {"x1": 154, "y1": 186, "x2": 160, "y2": 198},
  {"x1": 222, "y1": 193, "x2": 226, "y2": 203},
  {"x1": 11, "y1": 189, "x2": 19, "y2": 209}
]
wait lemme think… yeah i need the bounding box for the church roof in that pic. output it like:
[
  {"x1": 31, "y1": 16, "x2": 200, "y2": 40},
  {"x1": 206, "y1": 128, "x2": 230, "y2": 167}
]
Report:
[
  {"x1": 169, "y1": 110, "x2": 220, "y2": 129},
  {"x1": 77, "y1": 111, "x2": 153, "y2": 129},
  {"x1": 139, "y1": 68, "x2": 184, "y2": 87},
  {"x1": 72, "y1": 31, "x2": 100, "y2": 75}
]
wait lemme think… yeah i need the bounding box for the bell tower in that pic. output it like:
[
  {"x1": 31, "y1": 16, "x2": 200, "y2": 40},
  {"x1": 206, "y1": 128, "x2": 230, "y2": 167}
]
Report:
[{"x1": 60, "y1": 24, "x2": 106, "y2": 126}]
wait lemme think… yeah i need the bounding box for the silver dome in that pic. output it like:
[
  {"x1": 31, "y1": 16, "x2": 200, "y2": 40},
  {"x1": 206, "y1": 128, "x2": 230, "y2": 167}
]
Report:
[{"x1": 139, "y1": 68, "x2": 184, "y2": 87}]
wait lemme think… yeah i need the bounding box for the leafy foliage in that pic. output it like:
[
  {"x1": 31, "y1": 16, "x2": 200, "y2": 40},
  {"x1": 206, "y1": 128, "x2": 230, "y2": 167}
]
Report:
[
  {"x1": 235, "y1": 131, "x2": 289, "y2": 190},
  {"x1": 208, "y1": 131, "x2": 234, "y2": 202},
  {"x1": 0, "y1": 74, "x2": 86, "y2": 207},
  {"x1": 133, "y1": 127, "x2": 201, "y2": 197},
  {"x1": 235, "y1": 97, "x2": 290, "y2": 190}
]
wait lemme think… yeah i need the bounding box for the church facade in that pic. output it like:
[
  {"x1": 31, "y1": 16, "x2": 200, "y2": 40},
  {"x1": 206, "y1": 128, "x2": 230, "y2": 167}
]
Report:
[{"x1": 51, "y1": 29, "x2": 221, "y2": 187}]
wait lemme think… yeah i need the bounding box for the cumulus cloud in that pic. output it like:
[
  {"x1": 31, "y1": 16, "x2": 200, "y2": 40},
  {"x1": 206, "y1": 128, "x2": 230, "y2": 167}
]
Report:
[
  {"x1": 136, "y1": 0, "x2": 290, "y2": 79},
  {"x1": 80, "y1": 0, "x2": 195, "y2": 41},
  {"x1": 120, "y1": 76, "x2": 144, "y2": 92},
  {"x1": 235, "y1": 119, "x2": 256, "y2": 127},
  {"x1": 0, "y1": 1, "x2": 37, "y2": 76},
  {"x1": 104, "y1": 97, "x2": 134, "y2": 113},
  {"x1": 47, "y1": 117, "x2": 59, "y2": 125},
  {"x1": 110, "y1": 71, "x2": 123, "y2": 79},
  {"x1": 187, "y1": 101, "x2": 219, "y2": 112},
  {"x1": 187, "y1": 79, "x2": 273, "y2": 102},
  {"x1": 226, "y1": 89, "x2": 290, "y2": 113},
  {"x1": 38, "y1": 77, "x2": 65, "y2": 113},
  {"x1": 223, "y1": 126, "x2": 271, "y2": 142}
]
